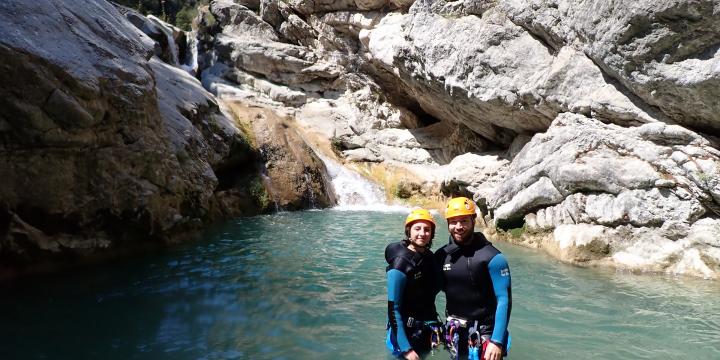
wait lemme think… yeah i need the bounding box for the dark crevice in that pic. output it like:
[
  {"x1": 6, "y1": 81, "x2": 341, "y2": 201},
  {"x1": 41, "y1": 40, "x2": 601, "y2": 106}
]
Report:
[
  {"x1": 501, "y1": 11, "x2": 561, "y2": 55},
  {"x1": 495, "y1": 217, "x2": 525, "y2": 231},
  {"x1": 682, "y1": 41, "x2": 720, "y2": 61},
  {"x1": 440, "y1": 180, "x2": 474, "y2": 199},
  {"x1": 406, "y1": 102, "x2": 441, "y2": 126}
]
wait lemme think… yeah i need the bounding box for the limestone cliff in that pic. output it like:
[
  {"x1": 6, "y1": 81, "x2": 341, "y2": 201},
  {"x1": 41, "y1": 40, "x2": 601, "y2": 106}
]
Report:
[{"x1": 195, "y1": 0, "x2": 720, "y2": 278}]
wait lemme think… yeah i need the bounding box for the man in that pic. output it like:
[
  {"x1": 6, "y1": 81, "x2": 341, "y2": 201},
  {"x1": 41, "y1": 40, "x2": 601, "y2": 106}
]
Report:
[{"x1": 435, "y1": 197, "x2": 512, "y2": 360}]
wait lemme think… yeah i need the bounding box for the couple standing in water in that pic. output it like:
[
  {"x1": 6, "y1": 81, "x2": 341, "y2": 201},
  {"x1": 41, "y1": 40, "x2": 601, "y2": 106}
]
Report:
[{"x1": 385, "y1": 197, "x2": 512, "y2": 360}]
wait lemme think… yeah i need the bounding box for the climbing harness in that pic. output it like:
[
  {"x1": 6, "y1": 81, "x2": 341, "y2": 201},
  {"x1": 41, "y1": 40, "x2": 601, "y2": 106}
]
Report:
[
  {"x1": 429, "y1": 322, "x2": 442, "y2": 349},
  {"x1": 445, "y1": 316, "x2": 466, "y2": 359},
  {"x1": 444, "y1": 317, "x2": 494, "y2": 360},
  {"x1": 467, "y1": 320, "x2": 489, "y2": 360},
  {"x1": 406, "y1": 317, "x2": 444, "y2": 351}
]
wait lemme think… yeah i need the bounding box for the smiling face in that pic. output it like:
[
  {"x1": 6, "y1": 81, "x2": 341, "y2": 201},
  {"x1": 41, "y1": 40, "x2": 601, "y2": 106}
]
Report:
[
  {"x1": 447, "y1": 215, "x2": 474, "y2": 245},
  {"x1": 407, "y1": 220, "x2": 433, "y2": 252}
]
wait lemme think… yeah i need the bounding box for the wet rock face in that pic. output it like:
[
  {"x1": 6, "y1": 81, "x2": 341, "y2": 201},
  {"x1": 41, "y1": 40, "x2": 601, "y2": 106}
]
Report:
[
  {"x1": 222, "y1": 103, "x2": 336, "y2": 210},
  {"x1": 0, "y1": 0, "x2": 256, "y2": 267}
]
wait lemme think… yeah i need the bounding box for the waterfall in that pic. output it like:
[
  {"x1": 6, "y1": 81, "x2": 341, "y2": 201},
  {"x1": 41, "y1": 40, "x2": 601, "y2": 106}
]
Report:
[
  {"x1": 304, "y1": 172, "x2": 317, "y2": 209},
  {"x1": 320, "y1": 156, "x2": 407, "y2": 211},
  {"x1": 181, "y1": 30, "x2": 198, "y2": 75},
  {"x1": 258, "y1": 149, "x2": 283, "y2": 213},
  {"x1": 148, "y1": 15, "x2": 179, "y2": 66}
]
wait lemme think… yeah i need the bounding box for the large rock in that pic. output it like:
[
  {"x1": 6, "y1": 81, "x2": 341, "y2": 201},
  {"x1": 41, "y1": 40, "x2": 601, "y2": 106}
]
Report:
[
  {"x1": 0, "y1": 0, "x2": 257, "y2": 269},
  {"x1": 362, "y1": 7, "x2": 656, "y2": 146},
  {"x1": 440, "y1": 153, "x2": 510, "y2": 204},
  {"x1": 211, "y1": 0, "x2": 278, "y2": 40},
  {"x1": 501, "y1": 0, "x2": 720, "y2": 133},
  {"x1": 491, "y1": 113, "x2": 719, "y2": 226},
  {"x1": 225, "y1": 103, "x2": 337, "y2": 210}
]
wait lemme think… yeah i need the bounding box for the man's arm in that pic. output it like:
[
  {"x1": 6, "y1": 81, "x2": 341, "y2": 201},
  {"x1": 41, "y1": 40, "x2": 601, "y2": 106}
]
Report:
[{"x1": 487, "y1": 253, "x2": 512, "y2": 345}]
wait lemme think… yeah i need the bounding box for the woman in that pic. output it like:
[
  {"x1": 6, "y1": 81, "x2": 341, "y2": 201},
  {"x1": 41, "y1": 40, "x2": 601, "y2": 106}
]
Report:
[{"x1": 385, "y1": 209, "x2": 441, "y2": 360}]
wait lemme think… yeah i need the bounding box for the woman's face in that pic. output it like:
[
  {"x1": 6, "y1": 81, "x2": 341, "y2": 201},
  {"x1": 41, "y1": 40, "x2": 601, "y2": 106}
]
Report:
[{"x1": 408, "y1": 220, "x2": 433, "y2": 249}]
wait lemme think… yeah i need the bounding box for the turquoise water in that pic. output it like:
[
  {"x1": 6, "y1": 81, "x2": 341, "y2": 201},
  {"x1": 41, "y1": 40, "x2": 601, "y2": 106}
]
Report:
[{"x1": 2, "y1": 210, "x2": 720, "y2": 359}]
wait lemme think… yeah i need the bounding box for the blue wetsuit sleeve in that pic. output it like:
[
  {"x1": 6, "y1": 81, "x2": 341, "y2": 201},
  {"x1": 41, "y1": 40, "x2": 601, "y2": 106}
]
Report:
[
  {"x1": 488, "y1": 254, "x2": 512, "y2": 345},
  {"x1": 387, "y1": 269, "x2": 412, "y2": 353}
]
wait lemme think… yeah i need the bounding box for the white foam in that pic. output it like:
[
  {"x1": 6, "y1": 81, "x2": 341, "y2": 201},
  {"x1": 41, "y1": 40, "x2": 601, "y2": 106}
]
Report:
[
  {"x1": 180, "y1": 30, "x2": 198, "y2": 75},
  {"x1": 320, "y1": 155, "x2": 388, "y2": 208},
  {"x1": 331, "y1": 204, "x2": 410, "y2": 212}
]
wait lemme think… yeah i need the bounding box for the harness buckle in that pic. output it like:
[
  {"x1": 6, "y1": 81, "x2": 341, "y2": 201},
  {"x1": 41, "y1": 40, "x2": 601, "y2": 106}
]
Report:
[
  {"x1": 406, "y1": 316, "x2": 415, "y2": 328},
  {"x1": 446, "y1": 315, "x2": 468, "y2": 328}
]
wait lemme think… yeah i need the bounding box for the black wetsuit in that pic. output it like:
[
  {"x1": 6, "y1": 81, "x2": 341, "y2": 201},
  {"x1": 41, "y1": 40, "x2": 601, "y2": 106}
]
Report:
[
  {"x1": 435, "y1": 232, "x2": 512, "y2": 357},
  {"x1": 385, "y1": 241, "x2": 440, "y2": 356}
]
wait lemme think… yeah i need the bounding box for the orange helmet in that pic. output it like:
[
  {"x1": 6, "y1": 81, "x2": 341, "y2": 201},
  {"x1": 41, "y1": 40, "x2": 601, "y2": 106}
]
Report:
[{"x1": 445, "y1": 197, "x2": 477, "y2": 219}]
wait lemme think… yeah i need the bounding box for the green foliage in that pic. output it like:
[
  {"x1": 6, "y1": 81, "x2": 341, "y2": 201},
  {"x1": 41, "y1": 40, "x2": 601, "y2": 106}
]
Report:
[
  {"x1": 175, "y1": 5, "x2": 197, "y2": 31},
  {"x1": 329, "y1": 136, "x2": 344, "y2": 157},
  {"x1": 698, "y1": 171, "x2": 712, "y2": 183},
  {"x1": 507, "y1": 224, "x2": 527, "y2": 238},
  {"x1": 203, "y1": 10, "x2": 216, "y2": 28},
  {"x1": 249, "y1": 178, "x2": 271, "y2": 210},
  {"x1": 116, "y1": 0, "x2": 207, "y2": 28}
]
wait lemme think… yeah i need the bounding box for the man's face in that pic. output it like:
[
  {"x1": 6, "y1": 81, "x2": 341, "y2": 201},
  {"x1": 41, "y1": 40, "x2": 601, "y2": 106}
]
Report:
[{"x1": 448, "y1": 215, "x2": 474, "y2": 245}]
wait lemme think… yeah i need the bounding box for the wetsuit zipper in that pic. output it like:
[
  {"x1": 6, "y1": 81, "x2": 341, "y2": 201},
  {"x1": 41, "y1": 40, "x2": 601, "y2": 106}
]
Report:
[{"x1": 467, "y1": 258, "x2": 475, "y2": 286}]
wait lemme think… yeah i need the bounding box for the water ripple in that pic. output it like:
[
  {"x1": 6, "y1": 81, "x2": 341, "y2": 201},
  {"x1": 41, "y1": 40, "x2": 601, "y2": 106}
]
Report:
[{"x1": 1, "y1": 211, "x2": 719, "y2": 359}]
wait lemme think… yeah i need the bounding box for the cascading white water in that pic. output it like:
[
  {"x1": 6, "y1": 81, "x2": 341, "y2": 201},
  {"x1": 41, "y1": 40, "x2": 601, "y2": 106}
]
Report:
[
  {"x1": 320, "y1": 155, "x2": 407, "y2": 211},
  {"x1": 148, "y1": 15, "x2": 179, "y2": 66},
  {"x1": 181, "y1": 30, "x2": 198, "y2": 75},
  {"x1": 303, "y1": 173, "x2": 317, "y2": 209}
]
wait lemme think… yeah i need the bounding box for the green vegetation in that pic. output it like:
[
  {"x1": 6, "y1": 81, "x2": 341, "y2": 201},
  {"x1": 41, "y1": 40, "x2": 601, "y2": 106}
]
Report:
[
  {"x1": 329, "y1": 136, "x2": 344, "y2": 157},
  {"x1": 249, "y1": 177, "x2": 271, "y2": 210},
  {"x1": 115, "y1": 0, "x2": 208, "y2": 29},
  {"x1": 174, "y1": 5, "x2": 198, "y2": 31},
  {"x1": 507, "y1": 224, "x2": 527, "y2": 238},
  {"x1": 698, "y1": 171, "x2": 712, "y2": 183}
]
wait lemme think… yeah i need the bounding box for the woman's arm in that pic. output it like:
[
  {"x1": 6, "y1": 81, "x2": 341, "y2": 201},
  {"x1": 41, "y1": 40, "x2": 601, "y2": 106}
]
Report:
[{"x1": 387, "y1": 269, "x2": 412, "y2": 353}]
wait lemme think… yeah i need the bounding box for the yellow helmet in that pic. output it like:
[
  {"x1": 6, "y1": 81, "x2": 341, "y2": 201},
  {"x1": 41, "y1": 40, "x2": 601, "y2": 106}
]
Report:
[
  {"x1": 445, "y1": 197, "x2": 477, "y2": 219},
  {"x1": 405, "y1": 208, "x2": 436, "y2": 227}
]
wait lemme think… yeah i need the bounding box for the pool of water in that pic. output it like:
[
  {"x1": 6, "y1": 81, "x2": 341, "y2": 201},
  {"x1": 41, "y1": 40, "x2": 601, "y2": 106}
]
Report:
[{"x1": 1, "y1": 210, "x2": 719, "y2": 359}]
